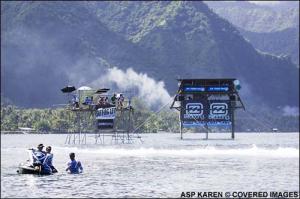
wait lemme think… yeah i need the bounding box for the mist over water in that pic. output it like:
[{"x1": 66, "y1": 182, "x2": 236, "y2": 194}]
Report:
[{"x1": 1, "y1": 133, "x2": 299, "y2": 198}]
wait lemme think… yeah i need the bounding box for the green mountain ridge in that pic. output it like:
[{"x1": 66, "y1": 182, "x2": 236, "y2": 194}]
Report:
[
  {"x1": 2, "y1": 1, "x2": 156, "y2": 107},
  {"x1": 204, "y1": 1, "x2": 299, "y2": 65},
  {"x1": 240, "y1": 27, "x2": 299, "y2": 65},
  {"x1": 1, "y1": 1, "x2": 299, "y2": 115},
  {"x1": 205, "y1": 1, "x2": 299, "y2": 33}
]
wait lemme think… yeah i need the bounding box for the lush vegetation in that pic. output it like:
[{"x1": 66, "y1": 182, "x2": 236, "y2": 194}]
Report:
[
  {"x1": 0, "y1": 99, "x2": 180, "y2": 133},
  {"x1": 1, "y1": 99, "x2": 298, "y2": 133}
]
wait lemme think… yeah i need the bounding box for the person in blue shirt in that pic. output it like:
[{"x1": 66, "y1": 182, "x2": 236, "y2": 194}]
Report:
[
  {"x1": 31, "y1": 144, "x2": 46, "y2": 166},
  {"x1": 30, "y1": 143, "x2": 52, "y2": 174},
  {"x1": 66, "y1": 152, "x2": 83, "y2": 174},
  {"x1": 44, "y1": 146, "x2": 58, "y2": 173},
  {"x1": 72, "y1": 95, "x2": 79, "y2": 108}
]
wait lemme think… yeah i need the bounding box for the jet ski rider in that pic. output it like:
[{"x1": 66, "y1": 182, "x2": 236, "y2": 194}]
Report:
[{"x1": 29, "y1": 143, "x2": 52, "y2": 174}]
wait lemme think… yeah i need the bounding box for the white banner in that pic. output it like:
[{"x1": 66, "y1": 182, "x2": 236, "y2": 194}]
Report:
[{"x1": 96, "y1": 107, "x2": 116, "y2": 120}]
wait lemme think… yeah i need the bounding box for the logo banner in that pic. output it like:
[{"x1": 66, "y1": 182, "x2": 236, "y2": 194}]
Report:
[
  {"x1": 181, "y1": 100, "x2": 232, "y2": 127},
  {"x1": 181, "y1": 100, "x2": 207, "y2": 127},
  {"x1": 96, "y1": 107, "x2": 116, "y2": 120},
  {"x1": 207, "y1": 100, "x2": 232, "y2": 126},
  {"x1": 96, "y1": 107, "x2": 116, "y2": 129}
]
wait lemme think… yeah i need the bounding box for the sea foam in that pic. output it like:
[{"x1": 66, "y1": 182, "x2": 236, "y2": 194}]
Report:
[{"x1": 55, "y1": 145, "x2": 299, "y2": 158}]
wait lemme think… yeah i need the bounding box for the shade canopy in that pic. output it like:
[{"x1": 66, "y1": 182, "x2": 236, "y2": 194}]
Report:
[
  {"x1": 78, "y1": 86, "x2": 92, "y2": 91},
  {"x1": 95, "y1": 88, "x2": 110, "y2": 94},
  {"x1": 61, "y1": 86, "x2": 76, "y2": 93}
]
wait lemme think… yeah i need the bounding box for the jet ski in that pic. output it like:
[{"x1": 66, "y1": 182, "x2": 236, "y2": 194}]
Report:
[
  {"x1": 17, "y1": 163, "x2": 50, "y2": 175},
  {"x1": 17, "y1": 150, "x2": 53, "y2": 175},
  {"x1": 17, "y1": 164, "x2": 37, "y2": 174}
]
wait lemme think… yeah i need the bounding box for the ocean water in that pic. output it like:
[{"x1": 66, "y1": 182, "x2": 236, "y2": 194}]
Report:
[{"x1": 1, "y1": 133, "x2": 299, "y2": 198}]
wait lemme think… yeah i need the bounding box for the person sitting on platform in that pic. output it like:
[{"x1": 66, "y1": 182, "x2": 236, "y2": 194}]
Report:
[
  {"x1": 83, "y1": 96, "x2": 94, "y2": 107},
  {"x1": 118, "y1": 94, "x2": 125, "y2": 109},
  {"x1": 111, "y1": 93, "x2": 117, "y2": 106},
  {"x1": 104, "y1": 97, "x2": 109, "y2": 106},
  {"x1": 66, "y1": 152, "x2": 83, "y2": 174},
  {"x1": 72, "y1": 95, "x2": 79, "y2": 108},
  {"x1": 96, "y1": 97, "x2": 104, "y2": 109}
]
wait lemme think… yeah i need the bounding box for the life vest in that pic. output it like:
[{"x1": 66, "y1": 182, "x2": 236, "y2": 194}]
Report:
[
  {"x1": 67, "y1": 160, "x2": 83, "y2": 174},
  {"x1": 32, "y1": 149, "x2": 46, "y2": 164}
]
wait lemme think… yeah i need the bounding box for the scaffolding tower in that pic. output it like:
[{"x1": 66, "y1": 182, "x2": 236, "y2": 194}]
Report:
[
  {"x1": 94, "y1": 105, "x2": 135, "y2": 144},
  {"x1": 61, "y1": 86, "x2": 142, "y2": 145}
]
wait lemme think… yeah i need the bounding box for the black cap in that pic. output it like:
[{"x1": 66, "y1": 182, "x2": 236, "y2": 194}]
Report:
[{"x1": 38, "y1": 143, "x2": 44, "y2": 148}]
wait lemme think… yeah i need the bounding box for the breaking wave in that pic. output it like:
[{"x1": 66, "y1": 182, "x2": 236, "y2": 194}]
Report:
[{"x1": 56, "y1": 145, "x2": 299, "y2": 158}]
